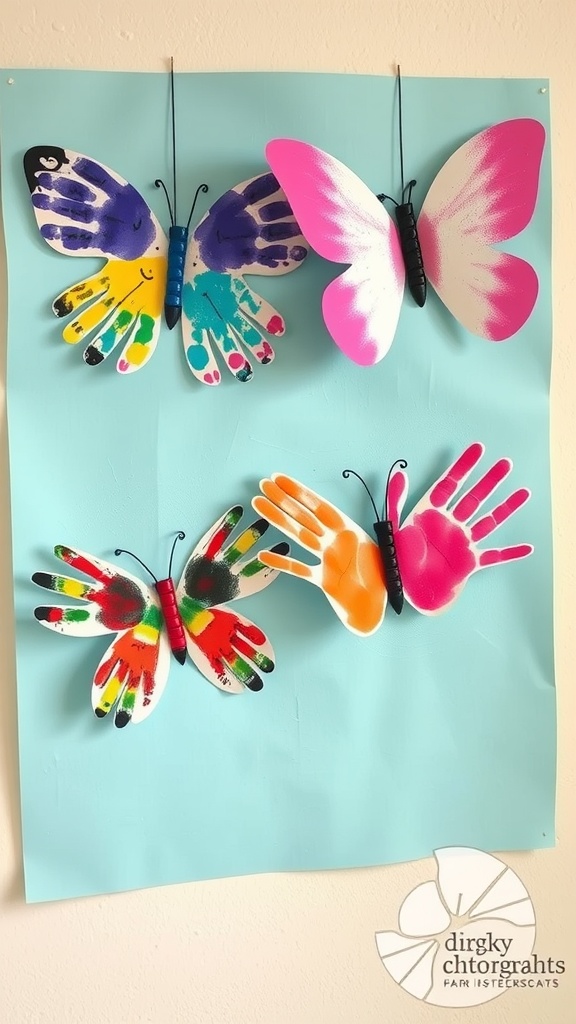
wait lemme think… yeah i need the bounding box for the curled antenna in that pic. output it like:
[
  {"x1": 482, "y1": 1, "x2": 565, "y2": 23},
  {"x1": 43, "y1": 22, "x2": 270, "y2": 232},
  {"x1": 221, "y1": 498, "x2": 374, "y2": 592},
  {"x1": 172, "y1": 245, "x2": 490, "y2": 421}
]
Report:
[
  {"x1": 154, "y1": 177, "x2": 175, "y2": 226},
  {"x1": 186, "y1": 183, "x2": 209, "y2": 230},
  {"x1": 377, "y1": 192, "x2": 398, "y2": 207},
  {"x1": 168, "y1": 531, "x2": 186, "y2": 578},
  {"x1": 384, "y1": 459, "x2": 408, "y2": 518},
  {"x1": 114, "y1": 548, "x2": 158, "y2": 584},
  {"x1": 402, "y1": 179, "x2": 417, "y2": 204},
  {"x1": 342, "y1": 469, "x2": 380, "y2": 523}
]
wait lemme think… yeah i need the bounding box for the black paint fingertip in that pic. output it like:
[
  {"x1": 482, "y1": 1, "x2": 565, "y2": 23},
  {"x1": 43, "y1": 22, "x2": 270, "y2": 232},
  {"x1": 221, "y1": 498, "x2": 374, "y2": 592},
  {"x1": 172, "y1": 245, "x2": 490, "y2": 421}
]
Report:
[
  {"x1": 246, "y1": 675, "x2": 264, "y2": 692},
  {"x1": 270, "y1": 542, "x2": 289, "y2": 555},
  {"x1": 84, "y1": 345, "x2": 104, "y2": 366},
  {"x1": 251, "y1": 518, "x2": 269, "y2": 534},
  {"x1": 236, "y1": 363, "x2": 253, "y2": 383},
  {"x1": 53, "y1": 296, "x2": 73, "y2": 318}
]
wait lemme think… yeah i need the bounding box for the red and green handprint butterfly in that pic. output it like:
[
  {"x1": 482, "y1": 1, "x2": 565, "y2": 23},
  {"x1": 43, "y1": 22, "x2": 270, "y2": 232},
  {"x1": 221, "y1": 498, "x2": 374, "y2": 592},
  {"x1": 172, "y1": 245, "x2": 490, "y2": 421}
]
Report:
[{"x1": 32, "y1": 507, "x2": 287, "y2": 727}]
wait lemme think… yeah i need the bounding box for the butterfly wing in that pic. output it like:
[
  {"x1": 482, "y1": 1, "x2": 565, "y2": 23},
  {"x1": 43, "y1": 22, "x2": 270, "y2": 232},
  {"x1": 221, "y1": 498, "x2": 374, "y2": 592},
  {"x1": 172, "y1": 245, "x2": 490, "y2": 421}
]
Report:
[
  {"x1": 24, "y1": 147, "x2": 168, "y2": 372},
  {"x1": 418, "y1": 119, "x2": 546, "y2": 340},
  {"x1": 176, "y1": 507, "x2": 285, "y2": 693},
  {"x1": 181, "y1": 172, "x2": 308, "y2": 384},
  {"x1": 190, "y1": 171, "x2": 307, "y2": 279},
  {"x1": 91, "y1": 620, "x2": 170, "y2": 727},
  {"x1": 179, "y1": 605, "x2": 275, "y2": 695},
  {"x1": 266, "y1": 138, "x2": 405, "y2": 365},
  {"x1": 32, "y1": 545, "x2": 169, "y2": 727}
]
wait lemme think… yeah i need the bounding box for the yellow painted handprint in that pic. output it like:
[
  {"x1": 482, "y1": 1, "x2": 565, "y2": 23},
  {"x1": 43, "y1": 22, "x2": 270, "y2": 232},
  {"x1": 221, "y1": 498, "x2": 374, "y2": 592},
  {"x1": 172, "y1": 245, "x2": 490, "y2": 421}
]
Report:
[{"x1": 55, "y1": 256, "x2": 166, "y2": 371}]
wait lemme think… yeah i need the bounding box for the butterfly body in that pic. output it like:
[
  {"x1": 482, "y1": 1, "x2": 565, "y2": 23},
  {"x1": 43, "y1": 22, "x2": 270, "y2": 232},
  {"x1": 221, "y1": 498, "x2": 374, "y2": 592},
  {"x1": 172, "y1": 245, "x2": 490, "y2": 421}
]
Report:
[
  {"x1": 165, "y1": 224, "x2": 189, "y2": 329},
  {"x1": 155, "y1": 576, "x2": 187, "y2": 663},
  {"x1": 392, "y1": 200, "x2": 426, "y2": 307},
  {"x1": 342, "y1": 463, "x2": 407, "y2": 617},
  {"x1": 373, "y1": 519, "x2": 404, "y2": 616}
]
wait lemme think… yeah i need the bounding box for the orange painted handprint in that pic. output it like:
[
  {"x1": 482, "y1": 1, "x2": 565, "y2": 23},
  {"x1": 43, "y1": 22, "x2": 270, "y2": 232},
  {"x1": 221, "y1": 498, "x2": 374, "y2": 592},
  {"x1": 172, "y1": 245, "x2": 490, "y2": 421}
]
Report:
[{"x1": 252, "y1": 475, "x2": 386, "y2": 635}]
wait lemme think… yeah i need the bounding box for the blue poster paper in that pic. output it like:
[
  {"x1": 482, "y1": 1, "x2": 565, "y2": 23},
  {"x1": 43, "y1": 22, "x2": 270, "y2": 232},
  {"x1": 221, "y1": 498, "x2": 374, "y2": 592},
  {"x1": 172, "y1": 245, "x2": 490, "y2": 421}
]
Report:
[{"x1": 0, "y1": 70, "x2": 554, "y2": 903}]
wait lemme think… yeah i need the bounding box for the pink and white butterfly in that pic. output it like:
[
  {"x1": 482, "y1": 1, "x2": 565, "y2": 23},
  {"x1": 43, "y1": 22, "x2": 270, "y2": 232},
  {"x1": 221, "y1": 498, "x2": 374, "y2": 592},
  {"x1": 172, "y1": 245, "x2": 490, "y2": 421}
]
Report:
[{"x1": 266, "y1": 119, "x2": 545, "y2": 366}]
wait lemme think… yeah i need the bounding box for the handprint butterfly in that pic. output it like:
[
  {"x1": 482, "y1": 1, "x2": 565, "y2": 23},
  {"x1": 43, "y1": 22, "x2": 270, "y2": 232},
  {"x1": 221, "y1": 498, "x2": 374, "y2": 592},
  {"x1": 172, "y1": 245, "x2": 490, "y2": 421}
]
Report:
[
  {"x1": 266, "y1": 117, "x2": 545, "y2": 366},
  {"x1": 32, "y1": 507, "x2": 288, "y2": 727},
  {"x1": 24, "y1": 147, "x2": 307, "y2": 384},
  {"x1": 252, "y1": 443, "x2": 533, "y2": 635}
]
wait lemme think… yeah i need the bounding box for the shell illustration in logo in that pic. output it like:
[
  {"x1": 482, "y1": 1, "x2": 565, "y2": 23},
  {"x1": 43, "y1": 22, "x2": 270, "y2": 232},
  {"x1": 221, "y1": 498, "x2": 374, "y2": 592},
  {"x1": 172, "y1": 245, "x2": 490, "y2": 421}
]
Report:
[{"x1": 375, "y1": 847, "x2": 536, "y2": 1008}]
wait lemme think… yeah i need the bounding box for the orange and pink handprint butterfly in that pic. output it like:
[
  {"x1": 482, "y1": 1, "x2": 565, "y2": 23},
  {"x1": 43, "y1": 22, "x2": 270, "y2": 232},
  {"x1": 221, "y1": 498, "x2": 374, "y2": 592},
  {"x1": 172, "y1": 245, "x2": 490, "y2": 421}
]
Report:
[{"x1": 252, "y1": 443, "x2": 533, "y2": 635}]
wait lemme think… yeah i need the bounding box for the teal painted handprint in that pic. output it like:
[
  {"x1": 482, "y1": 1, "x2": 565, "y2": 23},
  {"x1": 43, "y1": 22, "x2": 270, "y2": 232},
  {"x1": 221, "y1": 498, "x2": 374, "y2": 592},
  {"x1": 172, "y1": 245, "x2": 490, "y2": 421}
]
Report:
[
  {"x1": 181, "y1": 172, "x2": 307, "y2": 384},
  {"x1": 182, "y1": 266, "x2": 285, "y2": 383}
]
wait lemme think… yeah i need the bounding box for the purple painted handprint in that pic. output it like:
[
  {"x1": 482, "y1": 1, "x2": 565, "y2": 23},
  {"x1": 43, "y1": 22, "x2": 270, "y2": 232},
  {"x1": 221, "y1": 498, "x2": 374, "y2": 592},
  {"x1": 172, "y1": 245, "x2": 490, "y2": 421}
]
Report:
[
  {"x1": 195, "y1": 172, "x2": 307, "y2": 274},
  {"x1": 25, "y1": 148, "x2": 158, "y2": 260}
]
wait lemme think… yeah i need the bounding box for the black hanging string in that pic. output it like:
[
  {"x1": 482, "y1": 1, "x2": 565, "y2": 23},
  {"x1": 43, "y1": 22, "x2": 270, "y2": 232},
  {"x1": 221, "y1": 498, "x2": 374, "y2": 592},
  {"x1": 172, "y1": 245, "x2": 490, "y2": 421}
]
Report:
[
  {"x1": 154, "y1": 55, "x2": 178, "y2": 226},
  {"x1": 378, "y1": 66, "x2": 416, "y2": 207},
  {"x1": 397, "y1": 64, "x2": 405, "y2": 201},
  {"x1": 397, "y1": 63, "x2": 405, "y2": 198},
  {"x1": 397, "y1": 64, "x2": 417, "y2": 203},
  {"x1": 170, "y1": 55, "x2": 178, "y2": 223},
  {"x1": 155, "y1": 60, "x2": 209, "y2": 228}
]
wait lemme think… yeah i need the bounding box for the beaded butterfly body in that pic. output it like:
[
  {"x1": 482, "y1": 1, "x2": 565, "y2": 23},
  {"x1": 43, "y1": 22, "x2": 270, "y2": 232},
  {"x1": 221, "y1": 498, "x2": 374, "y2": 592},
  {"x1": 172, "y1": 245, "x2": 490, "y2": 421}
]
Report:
[
  {"x1": 24, "y1": 147, "x2": 307, "y2": 384},
  {"x1": 32, "y1": 507, "x2": 288, "y2": 727},
  {"x1": 266, "y1": 120, "x2": 545, "y2": 366}
]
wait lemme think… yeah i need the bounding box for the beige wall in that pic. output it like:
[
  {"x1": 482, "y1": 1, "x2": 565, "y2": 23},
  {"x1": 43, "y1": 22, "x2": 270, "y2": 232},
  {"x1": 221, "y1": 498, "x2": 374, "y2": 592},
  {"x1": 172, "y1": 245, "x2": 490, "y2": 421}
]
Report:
[{"x1": 0, "y1": 1, "x2": 574, "y2": 1021}]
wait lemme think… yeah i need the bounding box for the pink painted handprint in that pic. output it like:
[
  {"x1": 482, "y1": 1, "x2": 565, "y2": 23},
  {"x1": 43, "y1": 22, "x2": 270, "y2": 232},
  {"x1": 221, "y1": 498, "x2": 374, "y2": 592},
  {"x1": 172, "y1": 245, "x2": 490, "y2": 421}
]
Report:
[{"x1": 388, "y1": 443, "x2": 533, "y2": 614}]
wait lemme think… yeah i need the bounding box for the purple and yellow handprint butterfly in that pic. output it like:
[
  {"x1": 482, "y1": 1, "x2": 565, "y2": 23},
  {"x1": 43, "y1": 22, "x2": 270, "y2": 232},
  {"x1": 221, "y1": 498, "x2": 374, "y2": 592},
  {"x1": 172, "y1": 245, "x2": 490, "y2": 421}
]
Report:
[{"x1": 24, "y1": 147, "x2": 308, "y2": 384}]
